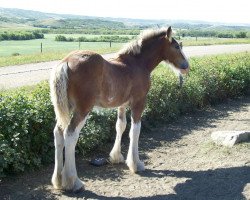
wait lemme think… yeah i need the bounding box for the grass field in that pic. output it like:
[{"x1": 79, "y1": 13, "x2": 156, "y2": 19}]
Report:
[
  {"x1": 0, "y1": 35, "x2": 124, "y2": 56},
  {"x1": 0, "y1": 34, "x2": 124, "y2": 66},
  {"x1": 0, "y1": 34, "x2": 250, "y2": 66},
  {"x1": 182, "y1": 37, "x2": 250, "y2": 46}
]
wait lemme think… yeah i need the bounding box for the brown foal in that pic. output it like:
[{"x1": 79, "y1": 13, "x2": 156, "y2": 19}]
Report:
[{"x1": 50, "y1": 26, "x2": 189, "y2": 192}]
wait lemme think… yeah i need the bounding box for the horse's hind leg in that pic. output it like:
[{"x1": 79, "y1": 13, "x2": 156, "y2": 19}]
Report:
[
  {"x1": 61, "y1": 112, "x2": 88, "y2": 192},
  {"x1": 109, "y1": 106, "x2": 127, "y2": 164},
  {"x1": 52, "y1": 124, "x2": 64, "y2": 189}
]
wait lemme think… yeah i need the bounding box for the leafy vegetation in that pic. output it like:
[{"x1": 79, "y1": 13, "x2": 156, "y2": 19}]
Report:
[
  {"x1": 55, "y1": 34, "x2": 133, "y2": 42},
  {"x1": 34, "y1": 18, "x2": 127, "y2": 29},
  {"x1": 47, "y1": 28, "x2": 140, "y2": 35},
  {"x1": 0, "y1": 83, "x2": 54, "y2": 175},
  {"x1": 178, "y1": 29, "x2": 249, "y2": 38},
  {"x1": 0, "y1": 31, "x2": 44, "y2": 41},
  {"x1": 146, "y1": 52, "x2": 250, "y2": 122},
  {"x1": 0, "y1": 52, "x2": 249, "y2": 176}
]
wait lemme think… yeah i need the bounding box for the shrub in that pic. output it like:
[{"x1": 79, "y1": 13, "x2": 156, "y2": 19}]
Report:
[
  {"x1": 55, "y1": 35, "x2": 132, "y2": 43},
  {"x1": 0, "y1": 83, "x2": 54, "y2": 176},
  {"x1": 0, "y1": 31, "x2": 44, "y2": 41},
  {"x1": 11, "y1": 53, "x2": 20, "y2": 56},
  {"x1": 0, "y1": 52, "x2": 249, "y2": 176},
  {"x1": 235, "y1": 32, "x2": 247, "y2": 38},
  {"x1": 217, "y1": 33, "x2": 234, "y2": 38},
  {"x1": 0, "y1": 83, "x2": 117, "y2": 176},
  {"x1": 55, "y1": 35, "x2": 67, "y2": 42}
]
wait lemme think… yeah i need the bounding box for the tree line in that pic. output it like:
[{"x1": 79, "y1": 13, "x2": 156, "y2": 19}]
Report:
[
  {"x1": 177, "y1": 30, "x2": 248, "y2": 38},
  {"x1": 55, "y1": 35, "x2": 135, "y2": 42},
  {"x1": 43, "y1": 28, "x2": 140, "y2": 35},
  {"x1": 0, "y1": 31, "x2": 44, "y2": 41}
]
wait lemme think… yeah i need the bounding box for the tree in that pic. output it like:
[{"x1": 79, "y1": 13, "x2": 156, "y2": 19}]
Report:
[{"x1": 235, "y1": 32, "x2": 247, "y2": 38}]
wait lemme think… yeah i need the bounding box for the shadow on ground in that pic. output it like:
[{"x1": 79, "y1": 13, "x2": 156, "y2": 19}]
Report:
[{"x1": 65, "y1": 166, "x2": 250, "y2": 200}]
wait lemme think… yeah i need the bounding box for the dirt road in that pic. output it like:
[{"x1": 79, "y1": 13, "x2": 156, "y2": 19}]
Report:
[
  {"x1": 0, "y1": 44, "x2": 250, "y2": 89},
  {"x1": 1, "y1": 96, "x2": 249, "y2": 200}
]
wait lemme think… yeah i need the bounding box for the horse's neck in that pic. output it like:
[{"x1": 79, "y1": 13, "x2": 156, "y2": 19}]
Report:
[
  {"x1": 118, "y1": 51, "x2": 162, "y2": 73},
  {"x1": 136, "y1": 50, "x2": 163, "y2": 73}
]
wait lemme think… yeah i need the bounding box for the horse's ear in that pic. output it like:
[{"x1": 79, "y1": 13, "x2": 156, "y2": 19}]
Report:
[{"x1": 166, "y1": 26, "x2": 172, "y2": 42}]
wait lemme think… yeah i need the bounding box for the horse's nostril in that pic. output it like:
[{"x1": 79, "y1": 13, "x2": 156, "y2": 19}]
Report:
[{"x1": 181, "y1": 61, "x2": 189, "y2": 69}]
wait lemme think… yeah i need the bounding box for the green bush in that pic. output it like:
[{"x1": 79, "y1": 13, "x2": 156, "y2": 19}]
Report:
[
  {"x1": 146, "y1": 52, "x2": 250, "y2": 122},
  {"x1": 55, "y1": 35, "x2": 67, "y2": 41},
  {"x1": 0, "y1": 83, "x2": 54, "y2": 176},
  {"x1": 0, "y1": 31, "x2": 44, "y2": 41},
  {"x1": 0, "y1": 52, "x2": 249, "y2": 176},
  {"x1": 235, "y1": 32, "x2": 247, "y2": 38},
  {"x1": 55, "y1": 35, "x2": 132, "y2": 43}
]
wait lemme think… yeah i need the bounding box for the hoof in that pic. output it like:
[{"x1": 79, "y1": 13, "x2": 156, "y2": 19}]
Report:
[
  {"x1": 137, "y1": 161, "x2": 145, "y2": 172},
  {"x1": 72, "y1": 178, "x2": 85, "y2": 193},
  {"x1": 74, "y1": 186, "x2": 84, "y2": 193},
  {"x1": 109, "y1": 152, "x2": 125, "y2": 164},
  {"x1": 52, "y1": 173, "x2": 62, "y2": 189},
  {"x1": 62, "y1": 176, "x2": 84, "y2": 192},
  {"x1": 127, "y1": 160, "x2": 145, "y2": 173}
]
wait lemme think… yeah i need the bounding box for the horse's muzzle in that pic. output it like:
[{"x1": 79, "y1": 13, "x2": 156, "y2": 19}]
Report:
[{"x1": 180, "y1": 61, "x2": 189, "y2": 74}]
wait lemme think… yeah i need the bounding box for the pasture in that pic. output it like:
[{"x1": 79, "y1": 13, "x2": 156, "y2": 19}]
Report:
[
  {"x1": 0, "y1": 34, "x2": 124, "y2": 56},
  {"x1": 0, "y1": 34, "x2": 250, "y2": 67}
]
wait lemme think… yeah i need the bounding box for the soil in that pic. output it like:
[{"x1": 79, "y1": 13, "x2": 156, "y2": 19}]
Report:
[{"x1": 1, "y1": 96, "x2": 250, "y2": 200}]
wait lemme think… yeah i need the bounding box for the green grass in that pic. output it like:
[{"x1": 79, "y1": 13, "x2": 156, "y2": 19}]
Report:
[
  {"x1": 0, "y1": 43, "x2": 123, "y2": 67},
  {"x1": 0, "y1": 34, "x2": 250, "y2": 67},
  {"x1": 0, "y1": 34, "x2": 133, "y2": 57},
  {"x1": 182, "y1": 37, "x2": 250, "y2": 46}
]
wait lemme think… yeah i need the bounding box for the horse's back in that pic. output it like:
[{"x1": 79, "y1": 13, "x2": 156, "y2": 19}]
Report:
[
  {"x1": 64, "y1": 50, "x2": 105, "y2": 89},
  {"x1": 63, "y1": 50, "x2": 104, "y2": 72}
]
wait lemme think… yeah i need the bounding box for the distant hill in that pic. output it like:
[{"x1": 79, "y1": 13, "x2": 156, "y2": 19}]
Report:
[{"x1": 0, "y1": 7, "x2": 250, "y2": 31}]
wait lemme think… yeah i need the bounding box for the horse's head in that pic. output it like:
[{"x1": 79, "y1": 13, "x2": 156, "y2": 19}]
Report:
[{"x1": 162, "y1": 27, "x2": 189, "y2": 75}]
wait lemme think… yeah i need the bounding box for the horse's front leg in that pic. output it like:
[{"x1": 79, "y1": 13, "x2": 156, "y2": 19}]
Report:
[
  {"x1": 61, "y1": 113, "x2": 88, "y2": 192},
  {"x1": 126, "y1": 101, "x2": 145, "y2": 173},
  {"x1": 110, "y1": 106, "x2": 127, "y2": 164}
]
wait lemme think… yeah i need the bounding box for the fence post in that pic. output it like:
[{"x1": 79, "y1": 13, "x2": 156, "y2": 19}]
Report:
[
  {"x1": 110, "y1": 41, "x2": 112, "y2": 48},
  {"x1": 79, "y1": 41, "x2": 81, "y2": 50},
  {"x1": 40, "y1": 42, "x2": 42, "y2": 53}
]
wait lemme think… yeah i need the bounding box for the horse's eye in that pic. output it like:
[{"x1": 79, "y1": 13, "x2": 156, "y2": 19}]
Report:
[{"x1": 175, "y1": 45, "x2": 180, "y2": 50}]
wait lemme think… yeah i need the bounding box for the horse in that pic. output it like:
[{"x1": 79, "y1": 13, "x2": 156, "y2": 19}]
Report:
[{"x1": 50, "y1": 26, "x2": 189, "y2": 192}]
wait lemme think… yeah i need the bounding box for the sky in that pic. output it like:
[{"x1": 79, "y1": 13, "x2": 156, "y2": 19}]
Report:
[{"x1": 1, "y1": 0, "x2": 250, "y2": 24}]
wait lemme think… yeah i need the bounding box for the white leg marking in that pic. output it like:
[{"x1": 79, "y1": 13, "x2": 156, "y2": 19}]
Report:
[
  {"x1": 52, "y1": 125, "x2": 64, "y2": 189},
  {"x1": 110, "y1": 107, "x2": 126, "y2": 164},
  {"x1": 61, "y1": 116, "x2": 87, "y2": 192},
  {"x1": 126, "y1": 121, "x2": 145, "y2": 173}
]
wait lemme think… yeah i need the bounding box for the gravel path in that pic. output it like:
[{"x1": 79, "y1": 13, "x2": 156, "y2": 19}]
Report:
[
  {"x1": 0, "y1": 44, "x2": 250, "y2": 89},
  {"x1": 1, "y1": 96, "x2": 249, "y2": 200}
]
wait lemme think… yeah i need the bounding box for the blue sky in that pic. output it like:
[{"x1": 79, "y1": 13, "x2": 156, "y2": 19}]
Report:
[{"x1": 1, "y1": 0, "x2": 250, "y2": 24}]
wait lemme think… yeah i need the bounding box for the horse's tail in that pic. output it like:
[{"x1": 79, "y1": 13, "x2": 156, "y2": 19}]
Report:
[{"x1": 50, "y1": 62, "x2": 70, "y2": 130}]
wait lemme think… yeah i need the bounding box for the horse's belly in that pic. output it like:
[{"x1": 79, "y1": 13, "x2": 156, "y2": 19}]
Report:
[{"x1": 95, "y1": 94, "x2": 129, "y2": 108}]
